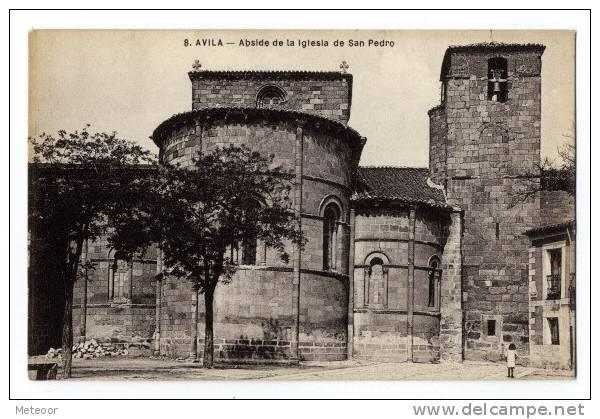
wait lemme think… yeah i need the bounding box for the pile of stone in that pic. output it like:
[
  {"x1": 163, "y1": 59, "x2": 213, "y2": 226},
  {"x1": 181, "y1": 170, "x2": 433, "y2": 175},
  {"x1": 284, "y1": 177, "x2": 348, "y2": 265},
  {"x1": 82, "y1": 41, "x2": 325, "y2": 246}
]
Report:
[
  {"x1": 72, "y1": 339, "x2": 129, "y2": 359},
  {"x1": 46, "y1": 339, "x2": 129, "y2": 360},
  {"x1": 45, "y1": 347, "x2": 63, "y2": 360}
]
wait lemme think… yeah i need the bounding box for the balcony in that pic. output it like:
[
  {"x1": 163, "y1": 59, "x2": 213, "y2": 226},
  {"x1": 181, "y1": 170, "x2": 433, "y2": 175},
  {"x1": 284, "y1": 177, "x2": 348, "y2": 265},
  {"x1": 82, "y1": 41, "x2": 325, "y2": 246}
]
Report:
[{"x1": 546, "y1": 274, "x2": 561, "y2": 300}]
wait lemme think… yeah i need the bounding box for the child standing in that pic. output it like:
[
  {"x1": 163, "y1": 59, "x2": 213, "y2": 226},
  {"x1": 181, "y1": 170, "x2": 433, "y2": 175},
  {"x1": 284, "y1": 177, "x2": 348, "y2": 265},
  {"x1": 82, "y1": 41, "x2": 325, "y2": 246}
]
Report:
[{"x1": 507, "y1": 343, "x2": 517, "y2": 378}]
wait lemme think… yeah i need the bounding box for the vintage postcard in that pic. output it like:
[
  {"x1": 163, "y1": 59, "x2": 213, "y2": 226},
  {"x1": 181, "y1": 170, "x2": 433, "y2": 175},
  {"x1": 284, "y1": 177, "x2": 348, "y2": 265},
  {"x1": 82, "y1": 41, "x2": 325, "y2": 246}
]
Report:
[{"x1": 27, "y1": 29, "x2": 576, "y2": 382}]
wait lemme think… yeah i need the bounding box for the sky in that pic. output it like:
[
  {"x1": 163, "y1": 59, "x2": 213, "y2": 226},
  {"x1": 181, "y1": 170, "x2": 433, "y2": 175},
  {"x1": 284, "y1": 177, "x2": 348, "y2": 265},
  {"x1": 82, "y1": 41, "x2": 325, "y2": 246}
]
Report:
[{"x1": 29, "y1": 30, "x2": 575, "y2": 167}]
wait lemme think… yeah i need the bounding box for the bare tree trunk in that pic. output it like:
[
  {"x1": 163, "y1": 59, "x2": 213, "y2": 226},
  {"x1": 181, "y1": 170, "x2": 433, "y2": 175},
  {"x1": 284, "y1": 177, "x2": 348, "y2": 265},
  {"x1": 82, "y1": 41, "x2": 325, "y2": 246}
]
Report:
[
  {"x1": 203, "y1": 288, "x2": 214, "y2": 368},
  {"x1": 61, "y1": 279, "x2": 74, "y2": 379},
  {"x1": 60, "y1": 236, "x2": 84, "y2": 379}
]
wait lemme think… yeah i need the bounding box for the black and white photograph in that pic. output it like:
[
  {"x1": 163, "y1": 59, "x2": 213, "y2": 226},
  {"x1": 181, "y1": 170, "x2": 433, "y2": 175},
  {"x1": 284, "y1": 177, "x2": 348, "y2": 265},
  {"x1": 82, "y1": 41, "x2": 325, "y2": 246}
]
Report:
[
  {"x1": 25, "y1": 28, "x2": 578, "y2": 382},
  {"x1": 8, "y1": 9, "x2": 593, "y2": 407}
]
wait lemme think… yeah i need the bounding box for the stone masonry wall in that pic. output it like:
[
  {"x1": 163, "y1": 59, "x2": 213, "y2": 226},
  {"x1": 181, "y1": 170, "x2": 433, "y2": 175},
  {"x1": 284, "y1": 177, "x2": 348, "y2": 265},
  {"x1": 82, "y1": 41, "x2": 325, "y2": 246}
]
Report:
[
  {"x1": 190, "y1": 72, "x2": 352, "y2": 123},
  {"x1": 352, "y1": 207, "x2": 450, "y2": 362},
  {"x1": 439, "y1": 49, "x2": 543, "y2": 363},
  {"x1": 439, "y1": 210, "x2": 463, "y2": 362},
  {"x1": 156, "y1": 109, "x2": 356, "y2": 361},
  {"x1": 429, "y1": 106, "x2": 447, "y2": 186},
  {"x1": 541, "y1": 190, "x2": 575, "y2": 225},
  {"x1": 299, "y1": 272, "x2": 348, "y2": 361},
  {"x1": 72, "y1": 239, "x2": 158, "y2": 344},
  {"x1": 159, "y1": 269, "x2": 295, "y2": 361}
]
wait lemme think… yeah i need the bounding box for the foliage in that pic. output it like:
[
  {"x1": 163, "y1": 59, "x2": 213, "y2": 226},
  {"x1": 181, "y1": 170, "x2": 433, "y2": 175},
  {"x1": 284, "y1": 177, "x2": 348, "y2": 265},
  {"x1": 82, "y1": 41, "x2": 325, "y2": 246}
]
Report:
[
  {"x1": 110, "y1": 144, "x2": 305, "y2": 367},
  {"x1": 28, "y1": 125, "x2": 157, "y2": 378},
  {"x1": 112, "y1": 144, "x2": 304, "y2": 290},
  {"x1": 30, "y1": 126, "x2": 157, "y2": 242}
]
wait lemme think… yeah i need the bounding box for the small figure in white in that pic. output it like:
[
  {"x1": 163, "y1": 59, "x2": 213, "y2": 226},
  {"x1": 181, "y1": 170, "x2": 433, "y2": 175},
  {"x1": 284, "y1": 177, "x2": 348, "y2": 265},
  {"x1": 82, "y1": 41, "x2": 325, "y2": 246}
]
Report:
[{"x1": 506, "y1": 343, "x2": 517, "y2": 378}]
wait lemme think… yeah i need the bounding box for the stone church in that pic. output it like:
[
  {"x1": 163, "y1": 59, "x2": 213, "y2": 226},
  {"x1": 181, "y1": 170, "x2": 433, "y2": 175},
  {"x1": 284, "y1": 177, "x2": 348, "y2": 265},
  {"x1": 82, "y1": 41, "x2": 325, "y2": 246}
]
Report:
[{"x1": 30, "y1": 42, "x2": 576, "y2": 367}]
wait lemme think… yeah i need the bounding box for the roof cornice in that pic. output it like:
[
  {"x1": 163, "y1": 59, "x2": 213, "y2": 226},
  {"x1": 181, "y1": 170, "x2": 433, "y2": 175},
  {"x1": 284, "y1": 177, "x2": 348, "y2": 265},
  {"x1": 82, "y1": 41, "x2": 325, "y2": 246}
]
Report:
[
  {"x1": 151, "y1": 107, "x2": 365, "y2": 151},
  {"x1": 188, "y1": 70, "x2": 353, "y2": 82}
]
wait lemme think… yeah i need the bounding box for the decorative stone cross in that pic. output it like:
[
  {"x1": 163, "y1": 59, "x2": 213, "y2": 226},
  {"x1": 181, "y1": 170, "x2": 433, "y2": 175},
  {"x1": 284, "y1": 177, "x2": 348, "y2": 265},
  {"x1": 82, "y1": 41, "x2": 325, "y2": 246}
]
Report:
[
  {"x1": 339, "y1": 61, "x2": 349, "y2": 74},
  {"x1": 192, "y1": 59, "x2": 202, "y2": 72}
]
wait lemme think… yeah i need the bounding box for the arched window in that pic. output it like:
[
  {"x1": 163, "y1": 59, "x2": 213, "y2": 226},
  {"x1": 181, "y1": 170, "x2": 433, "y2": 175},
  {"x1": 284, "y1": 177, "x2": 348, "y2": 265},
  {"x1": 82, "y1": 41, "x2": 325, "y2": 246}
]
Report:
[
  {"x1": 322, "y1": 203, "x2": 340, "y2": 271},
  {"x1": 487, "y1": 57, "x2": 508, "y2": 102},
  {"x1": 428, "y1": 256, "x2": 442, "y2": 308},
  {"x1": 241, "y1": 236, "x2": 257, "y2": 265},
  {"x1": 110, "y1": 251, "x2": 131, "y2": 303},
  {"x1": 369, "y1": 257, "x2": 385, "y2": 307},
  {"x1": 256, "y1": 85, "x2": 287, "y2": 108},
  {"x1": 362, "y1": 252, "x2": 390, "y2": 308}
]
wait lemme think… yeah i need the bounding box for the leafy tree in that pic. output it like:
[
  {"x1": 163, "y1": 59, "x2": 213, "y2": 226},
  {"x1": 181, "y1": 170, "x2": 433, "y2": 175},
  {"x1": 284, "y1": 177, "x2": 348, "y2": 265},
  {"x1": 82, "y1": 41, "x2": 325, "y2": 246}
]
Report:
[
  {"x1": 110, "y1": 145, "x2": 305, "y2": 368},
  {"x1": 28, "y1": 126, "x2": 156, "y2": 378}
]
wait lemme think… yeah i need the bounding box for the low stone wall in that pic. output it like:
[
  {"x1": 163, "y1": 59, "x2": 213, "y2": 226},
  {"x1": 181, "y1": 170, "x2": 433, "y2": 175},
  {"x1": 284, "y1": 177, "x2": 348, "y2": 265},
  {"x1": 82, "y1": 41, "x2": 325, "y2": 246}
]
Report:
[
  {"x1": 353, "y1": 311, "x2": 440, "y2": 362},
  {"x1": 299, "y1": 341, "x2": 347, "y2": 361}
]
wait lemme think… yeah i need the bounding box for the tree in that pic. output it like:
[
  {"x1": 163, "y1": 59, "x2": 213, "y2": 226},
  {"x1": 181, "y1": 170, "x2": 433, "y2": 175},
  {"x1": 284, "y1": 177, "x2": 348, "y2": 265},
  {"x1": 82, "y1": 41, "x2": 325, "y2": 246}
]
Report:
[
  {"x1": 111, "y1": 145, "x2": 305, "y2": 368},
  {"x1": 511, "y1": 139, "x2": 575, "y2": 207},
  {"x1": 29, "y1": 126, "x2": 156, "y2": 378}
]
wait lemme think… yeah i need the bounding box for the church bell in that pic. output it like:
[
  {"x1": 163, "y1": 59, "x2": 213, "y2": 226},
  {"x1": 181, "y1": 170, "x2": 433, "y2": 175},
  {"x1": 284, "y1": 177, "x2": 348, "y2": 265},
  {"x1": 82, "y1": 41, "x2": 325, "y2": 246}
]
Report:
[{"x1": 492, "y1": 80, "x2": 502, "y2": 95}]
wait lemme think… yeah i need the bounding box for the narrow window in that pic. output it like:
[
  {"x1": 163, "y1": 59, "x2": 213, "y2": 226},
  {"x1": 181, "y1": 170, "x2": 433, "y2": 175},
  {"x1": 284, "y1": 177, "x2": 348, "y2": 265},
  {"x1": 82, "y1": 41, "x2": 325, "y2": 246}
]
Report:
[
  {"x1": 495, "y1": 222, "x2": 500, "y2": 239},
  {"x1": 487, "y1": 319, "x2": 497, "y2": 337},
  {"x1": 322, "y1": 204, "x2": 339, "y2": 271},
  {"x1": 547, "y1": 249, "x2": 562, "y2": 300},
  {"x1": 428, "y1": 257, "x2": 440, "y2": 308},
  {"x1": 111, "y1": 251, "x2": 130, "y2": 302},
  {"x1": 241, "y1": 236, "x2": 257, "y2": 265},
  {"x1": 368, "y1": 258, "x2": 385, "y2": 307},
  {"x1": 487, "y1": 57, "x2": 508, "y2": 103},
  {"x1": 228, "y1": 243, "x2": 240, "y2": 265},
  {"x1": 440, "y1": 81, "x2": 447, "y2": 103},
  {"x1": 548, "y1": 318, "x2": 560, "y2": 345}
]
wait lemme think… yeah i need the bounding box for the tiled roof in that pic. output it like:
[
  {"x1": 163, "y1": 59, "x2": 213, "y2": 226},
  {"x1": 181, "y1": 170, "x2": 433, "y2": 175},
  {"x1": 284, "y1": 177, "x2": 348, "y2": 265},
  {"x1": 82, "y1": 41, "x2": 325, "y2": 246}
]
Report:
[
  {"x1": 524, "y1": 220, "x2": 575, "y2": 236},
  {"x1": 151, "y1": 107, "x2": 365, "y2": 150},
  {"x1": 445, "y1": 42, "x2": 546, "y2": 54},
  {"x1": 188, "y1": 70, "x2": 352, "y2": 80},
  {"x1": 353, "y1": 166, "x2": 447, "y2": 207}
]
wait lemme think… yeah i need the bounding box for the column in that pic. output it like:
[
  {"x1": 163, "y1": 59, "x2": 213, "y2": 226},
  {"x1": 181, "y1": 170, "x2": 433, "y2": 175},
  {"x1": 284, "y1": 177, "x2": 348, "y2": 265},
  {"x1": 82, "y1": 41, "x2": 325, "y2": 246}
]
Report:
[
  {"x1": 257, "y1": 240, "x2": 267, "y2": 266},
  {"x1": 407, "y1": 206, "x2": 416, "y2": 362},
  {"x1": 383, "y1": 266, "x2": 389, "y2": 308},
  {"x1": 190, "y1": 286, "x2": 199, "y2": 361},
  {"x1": 107, "y1": 261, "x2": 114, "y2": 301},
  {"x1": 128, "y1": 260, "x2": 134, "y2": 303},
  {"x1": 154, "y1": 250, "x2": 163, "y2": 355},
  {"x1": 332, "y1": 222, "x2": 339, "y2": 271},
  {"x1": 79, "y1": 240, "x2": 89, "y2": 339},
  {"x1": 347, "y1": 208, "x2": 356, "y2": 359},
  {"x1": 439, "y1": 209, "x2": 463, "y2": 363},
  {"x1": 363, "y1": 266, "x2": 370, "y2": 307},
  {"x1": 291, "y1": 124, "x2": 303, "y2": 359}
]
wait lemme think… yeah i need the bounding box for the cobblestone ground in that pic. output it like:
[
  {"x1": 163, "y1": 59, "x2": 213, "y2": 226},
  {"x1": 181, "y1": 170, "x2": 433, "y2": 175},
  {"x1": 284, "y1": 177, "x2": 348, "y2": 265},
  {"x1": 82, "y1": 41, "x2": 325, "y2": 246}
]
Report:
[{"x1": 47, "y1": 358, "x2": 575, "y2": 381}]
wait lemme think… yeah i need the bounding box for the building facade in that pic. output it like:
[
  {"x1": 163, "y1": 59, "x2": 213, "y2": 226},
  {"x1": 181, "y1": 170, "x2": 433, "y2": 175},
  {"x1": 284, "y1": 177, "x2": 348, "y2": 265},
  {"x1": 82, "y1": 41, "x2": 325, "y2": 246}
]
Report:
[
  {"x1": 525, "y1": 219, "x2": 575, "y2": 370},
  {"x1": 30, "y1": 42, "x2": 575, "y2": 368}
]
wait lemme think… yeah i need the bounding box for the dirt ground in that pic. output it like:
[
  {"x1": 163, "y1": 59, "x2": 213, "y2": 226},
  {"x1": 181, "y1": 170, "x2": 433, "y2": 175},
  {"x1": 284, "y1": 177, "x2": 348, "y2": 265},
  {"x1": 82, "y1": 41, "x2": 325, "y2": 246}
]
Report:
[{"x1": 30, "y1": 356, "x2": 576, "y2": 381}]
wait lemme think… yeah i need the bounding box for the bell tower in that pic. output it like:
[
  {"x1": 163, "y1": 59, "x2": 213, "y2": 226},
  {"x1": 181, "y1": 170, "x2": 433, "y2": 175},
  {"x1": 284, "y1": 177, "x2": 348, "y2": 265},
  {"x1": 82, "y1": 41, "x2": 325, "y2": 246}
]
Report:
[{"x1": 429, "y1": 42, "x2": 545, "y2": 362}]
